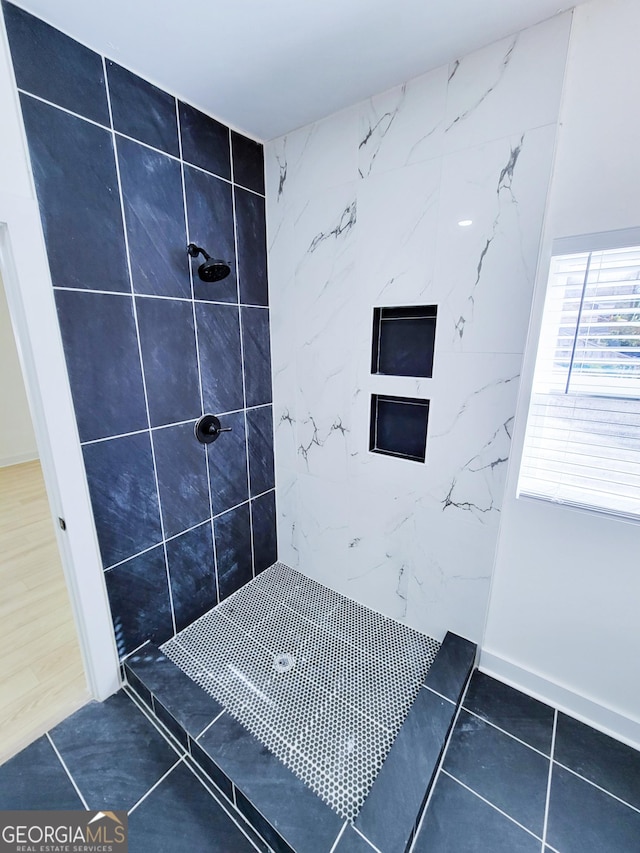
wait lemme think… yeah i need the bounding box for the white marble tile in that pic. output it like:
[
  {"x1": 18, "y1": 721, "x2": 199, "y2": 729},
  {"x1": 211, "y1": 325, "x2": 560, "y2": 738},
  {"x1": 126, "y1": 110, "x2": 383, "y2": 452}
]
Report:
[
  {"x1": 356, "y1": 157, "x2": 441, "y2": 305},
  {"x1": 444, "y1": 12, "x2": 571, "y2": 154},
  {"x1": 434, "y1": 124, "x2": 558, "y2": 354},
  {"x1": 265, "y1": 108, "x2": 359, "y2": 210},
  {"x1": 358, "y1": 65, "x2": 447, "y2": 179},
  {"x1": 265, "y1": 6, "x2": 570, "y2": 647}
]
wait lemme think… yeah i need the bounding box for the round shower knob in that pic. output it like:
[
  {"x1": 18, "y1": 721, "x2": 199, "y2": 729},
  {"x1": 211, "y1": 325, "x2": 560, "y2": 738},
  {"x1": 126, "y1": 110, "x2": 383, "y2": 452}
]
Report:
[{"x1": 194, "y1": 414, "x2": 232, "y2": 444}]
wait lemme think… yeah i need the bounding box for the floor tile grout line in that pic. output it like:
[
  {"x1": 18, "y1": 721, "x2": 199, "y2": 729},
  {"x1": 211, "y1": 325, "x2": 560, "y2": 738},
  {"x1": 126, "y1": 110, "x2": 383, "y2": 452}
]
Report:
[
  {"x1": 552, "y1": 759, "x2": 640, "y2": 815},
  {"x1": 180, "y1": 757, "x2": 269, "y2": 853},
  {"x1": 196, "y1": 709, "x2": 227, "y2": 740},
  {"x1": 124, "y1": 686, "x2": 270, "y2": 852},
  {"x1": 541, "y1": 709, "x2": 558, "y2": 851},
  {"x1": 424, "y1": 685, "x2": 456, "y2": 705},
  {"x1": 328, "y1": 820, "x2": 348, "y2": 853},
  {"x1": 351, "y1": 823, "x2": 383, "y2": 852},
  {"x1": 460, "y1": 705, "x2": 552, "y2": 759},
  {"x1": 441, "y1": 770, "x2": 545, "y2": 843},
  {"x1": 45, "y1": 732, "x2": 89, "y2": 810},
  {"x1": 409, "y1": 670, "x2": 474, "y2": 853},
  {"x1": 127, "y1": 756, "x2": 183, "y2": 816}
]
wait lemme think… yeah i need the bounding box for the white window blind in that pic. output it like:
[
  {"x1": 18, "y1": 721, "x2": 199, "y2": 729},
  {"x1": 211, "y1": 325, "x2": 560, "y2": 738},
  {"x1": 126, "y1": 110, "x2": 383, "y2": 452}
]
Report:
[{"x1": 518, "y1": 232, "x2": 640, "y2": 520}]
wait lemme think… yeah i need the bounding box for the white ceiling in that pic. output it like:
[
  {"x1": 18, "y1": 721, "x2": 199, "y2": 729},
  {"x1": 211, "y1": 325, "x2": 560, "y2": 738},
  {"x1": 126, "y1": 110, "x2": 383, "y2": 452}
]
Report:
[{"x1": 12, "y1": 0, "x2": 581, "y2": 141}]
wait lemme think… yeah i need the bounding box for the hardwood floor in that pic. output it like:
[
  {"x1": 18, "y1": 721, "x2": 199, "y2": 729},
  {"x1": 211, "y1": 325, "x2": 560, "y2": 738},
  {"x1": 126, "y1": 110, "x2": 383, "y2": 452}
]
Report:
[{"x1": 0, "y1": 459, "x2": 88, "y2": 763}]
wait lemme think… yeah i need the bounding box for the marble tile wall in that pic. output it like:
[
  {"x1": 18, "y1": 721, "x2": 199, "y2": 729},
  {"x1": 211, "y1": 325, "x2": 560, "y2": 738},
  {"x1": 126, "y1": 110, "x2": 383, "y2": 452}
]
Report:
[
  {"x1": 265, "y1": 13, "x2": 572, "y2": 642},
  {"x1": 3, "y1": 1, "x2": 277, "y2": 659}
]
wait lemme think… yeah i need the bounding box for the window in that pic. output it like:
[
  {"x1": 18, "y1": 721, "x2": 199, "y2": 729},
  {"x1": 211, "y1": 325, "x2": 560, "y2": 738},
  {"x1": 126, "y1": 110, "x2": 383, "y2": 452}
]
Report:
[{"x1": 518, "y1": 229, "x2": 640, "y2": 520}]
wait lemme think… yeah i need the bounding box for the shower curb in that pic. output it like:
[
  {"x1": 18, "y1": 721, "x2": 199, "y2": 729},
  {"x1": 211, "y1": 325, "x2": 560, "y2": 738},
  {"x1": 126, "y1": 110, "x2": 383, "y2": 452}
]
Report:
[{"x1": 124, "y1": 632, "x2": 476, "y2": 853}]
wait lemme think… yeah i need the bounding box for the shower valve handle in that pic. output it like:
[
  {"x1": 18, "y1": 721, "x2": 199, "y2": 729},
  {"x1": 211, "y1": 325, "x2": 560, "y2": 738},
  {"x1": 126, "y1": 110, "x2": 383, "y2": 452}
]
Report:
[{"x1": 195, "y1": 414, "x2": 232, "y2": 444}]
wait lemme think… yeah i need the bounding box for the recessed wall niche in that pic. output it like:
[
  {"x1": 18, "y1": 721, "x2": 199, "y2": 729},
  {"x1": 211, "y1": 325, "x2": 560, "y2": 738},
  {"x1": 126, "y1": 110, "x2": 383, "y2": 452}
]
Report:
[
  {"x1": 369, "y1": 394, "x2": 429, "y2": 463},
  {"x1": 371, "y1": 305, "x2": 437, "y2": 378}
]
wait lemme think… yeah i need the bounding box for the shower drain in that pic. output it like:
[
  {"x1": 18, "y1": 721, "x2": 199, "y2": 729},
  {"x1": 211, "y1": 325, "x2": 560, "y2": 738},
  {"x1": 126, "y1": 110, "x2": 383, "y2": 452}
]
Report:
[{"x1": 273, "y1": 652, "x2": 295, "y2": 673}]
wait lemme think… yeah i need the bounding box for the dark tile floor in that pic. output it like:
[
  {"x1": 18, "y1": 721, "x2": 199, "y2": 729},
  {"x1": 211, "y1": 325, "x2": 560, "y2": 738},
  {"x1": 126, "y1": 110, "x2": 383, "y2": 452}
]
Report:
[
  {"x1": 0, "y1": 691, "x2": 264, "y2": 852},
  {"x1": 413, "y1": 670, "x2": 640, "y2": 853},
  {"x1": 1, "y1": 673, "x2": 639, "y2": 853}
]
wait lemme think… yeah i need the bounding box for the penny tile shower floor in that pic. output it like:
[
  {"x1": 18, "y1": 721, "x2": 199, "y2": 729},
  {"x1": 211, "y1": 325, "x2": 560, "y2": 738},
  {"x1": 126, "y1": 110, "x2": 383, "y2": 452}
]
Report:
[{"x1": 161, "y1": 562, "x2": 440, "y2": 820}]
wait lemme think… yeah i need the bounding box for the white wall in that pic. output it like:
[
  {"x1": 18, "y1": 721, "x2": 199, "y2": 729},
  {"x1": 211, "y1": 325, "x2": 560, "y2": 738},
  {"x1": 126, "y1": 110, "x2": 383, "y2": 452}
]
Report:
[
  {"x1": 265, "y1": 14, "x2": 571, "y2": 644},
  {"x1": 0, "y1": 14, "x2": 120, "y2": 698},
  {"x1": 0, "y1": 270, "x2": 38, "y2": 465},
  {"x1": 483, "y1": 0, "x2": 640, "y2": 748}
]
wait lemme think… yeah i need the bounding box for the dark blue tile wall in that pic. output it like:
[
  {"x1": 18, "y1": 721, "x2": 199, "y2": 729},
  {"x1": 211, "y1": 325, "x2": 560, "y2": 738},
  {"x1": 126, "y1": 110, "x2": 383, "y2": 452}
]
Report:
[
  {"x1": 179, "y1": 101, "x2": 231, "y2": 180},
  {"x1": 4, "y1": 2, "x2": 276, "y2": 659},
  {"x1": 214, "y1": 502, "x2": 254, "y2": 599},
  {"x1": 235, "y1": 187, "x2": 268, "y2": 306},
  {"x1": 117, "y1": 136, "x2": 191, "y2": 298},
  {"x1": 3, "y1": 1, "x2": 109, "y2": 125},
  {"x1": 106, "y1": 61, "x2": 180, "y2": 156},
  {"x1": 165, "y1": 523, "x2": 217, "y2": 632},
  {"x1": 184, "y1": 164, "x2": 238, "y2": 304},
  {"x1": 20, "y1": 93, "x2": 130, "y2": 293}
]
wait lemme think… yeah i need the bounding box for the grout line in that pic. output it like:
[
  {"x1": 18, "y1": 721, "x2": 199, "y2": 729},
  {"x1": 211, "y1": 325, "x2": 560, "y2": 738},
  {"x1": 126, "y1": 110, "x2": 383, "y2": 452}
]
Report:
[
  {"x1": 552, "y1": 760, "x2": 640, "y2": 816},
  {"x1": 127, "y1": 756, "x2": 183, "y2": 815},
  {"x1": 124, "y1": 689, "x2": 268, "y2": 852},
  {"x1": 541, "y1": 709, "x2": 557, "y2": 850},
  {"x1": 46, "y1": 733, "x2": 89, "y2": 810},
  {"x1": 424, "y1": 685, "x2": 456, "y2": 705},
  {"x1": 196, "y1": 709, "x2": 227, "y2": 740},
  {"x1": 328, "y1": 820, "x2": 348, "y2": 853},
  {"x1": 102, "y1": 55, "x2": 177, "y2": 636},
  {"x1": 16, "y1": 89, "x2": 265, "y2": 198},
  {"x1": 181, "y1": 759, "x2": 266, "y2": 853},
  {"x1": 102, "y1": 490, "x2": 276, "y2": 572},
  {"x1": 460, "y1": 706, "x2": 552, "y2": 759},
  {"x1": 410, "y1": 668, "x2": 474, "y2": 852},
  {"x1": 120, "y1": 638, "x2": 151, "y2": 662},
  {"x1": 441, "y1": 770, "x2": 544, "y2": 842},
  {"x1": 351, "y1": 824, "x2": 383, "y2": 852},
  {"x1": 175, "y1": 96, "x2": 221, "y2": 614},
  {"x1": 231, "y1": 134, "x2": 258, "y2": 582},
  {"x1": 52, "y1": 282, "x2": 270, "y2": 309},
  {"x1": 79, "y1": 405, "x2": 272, "y2": 448}
]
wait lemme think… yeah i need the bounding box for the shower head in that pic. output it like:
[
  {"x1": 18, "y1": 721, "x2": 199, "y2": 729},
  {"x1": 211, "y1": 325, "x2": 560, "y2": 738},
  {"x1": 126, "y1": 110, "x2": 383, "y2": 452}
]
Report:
[{"x1": 187, "y1": 243, "x2": 231, "y2": 282}]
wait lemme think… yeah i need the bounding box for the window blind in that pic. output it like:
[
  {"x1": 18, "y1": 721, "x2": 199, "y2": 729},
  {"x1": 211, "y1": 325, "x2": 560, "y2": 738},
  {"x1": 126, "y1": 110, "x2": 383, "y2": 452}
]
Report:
[{"x1": 518, "y1": 240, "x2": 640, "y2": 520}]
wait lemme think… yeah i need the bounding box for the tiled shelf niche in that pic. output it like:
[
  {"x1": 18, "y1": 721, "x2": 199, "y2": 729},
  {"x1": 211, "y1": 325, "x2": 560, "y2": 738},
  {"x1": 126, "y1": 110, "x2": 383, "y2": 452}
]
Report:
[
  {"x1": 370, "y1": 394, "x2": 430, "y2": 463},
  {"x1": 371, "y1": 305, "x2": 437, "y2": 378}
]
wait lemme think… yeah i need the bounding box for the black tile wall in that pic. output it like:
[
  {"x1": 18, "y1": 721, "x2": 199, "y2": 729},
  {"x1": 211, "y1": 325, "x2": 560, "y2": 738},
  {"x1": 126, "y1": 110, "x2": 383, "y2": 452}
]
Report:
[
  {"x1": 3, "y1": 1, "x2": 109, "y2": 125},
  {"x1": 231, "y1": 130, "x2": 266, "y2": 194},
  {"x1": 179, "y1": 101, "x2": 231, "y2": 180},
  {"x1": 214, "y1": 502, "x2": 254, "y2": 599},
  {"x1": 184, "y1": 164, "x2": 238, "y2": 303},
  {"x1": 104, "y1": 546, "x2": 173, "y2": 657},
  {"x1": 235, "y1": 187, "x2": 268, "y2": 306},
  {"x1": 241, "y1": 307, "x2": 273, "y2": 406},
  {"x1": 153, "y1": 421, "x2": 210, "y2": 537},
  {"x1": 20, "y1": 94, "x2": 129, "y2": 293},
  {"x1": 247, "y1": 405, "x2": 275, "y2": 496},
  {"x1": 196, "y1": 303, "x2": 244, "y2": 414},
  {"x1": 106, "y1": 61, "x2": 180, "y2": 156},
  {"x1": 4, "y1": 3, "x2": 276, "y2": 660},
  {"x1": 165, "y1": 523, "x2": 217, "y2": 632},
  {"x1": 117, "y1": 136, "x2": 191, "y2": 298},
  {"x1": 54, "y1": 290, "x2": 147, "y2": 442}
]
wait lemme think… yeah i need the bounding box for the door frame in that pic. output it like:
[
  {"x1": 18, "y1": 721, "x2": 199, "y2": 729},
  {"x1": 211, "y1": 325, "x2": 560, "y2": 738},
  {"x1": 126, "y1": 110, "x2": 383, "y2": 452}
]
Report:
[{"x1": 0, "y1": 192, "x2": 120, "y2": 701}]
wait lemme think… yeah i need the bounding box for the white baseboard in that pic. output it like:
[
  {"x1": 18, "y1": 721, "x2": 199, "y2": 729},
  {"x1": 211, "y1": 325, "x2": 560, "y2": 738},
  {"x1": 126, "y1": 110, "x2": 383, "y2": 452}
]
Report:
[
  {"x1": 0, "y1": 450, "x2": 38, "y2": 468},
  {"x1": 480, "y1": 649, "x2": 640, "y2": 752}
]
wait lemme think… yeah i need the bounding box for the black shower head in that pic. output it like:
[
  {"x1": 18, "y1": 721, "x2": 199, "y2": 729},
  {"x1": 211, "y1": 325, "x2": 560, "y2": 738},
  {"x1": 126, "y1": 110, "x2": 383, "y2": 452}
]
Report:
[{"x1": 187, "y1": 243, "x2": 231, "y2": 282}]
